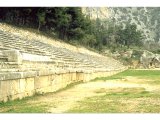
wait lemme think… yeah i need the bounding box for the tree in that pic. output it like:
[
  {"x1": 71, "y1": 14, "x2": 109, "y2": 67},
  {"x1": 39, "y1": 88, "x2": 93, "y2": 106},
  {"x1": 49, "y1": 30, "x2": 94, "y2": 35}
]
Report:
[
  {"x1": 81, "y1": 34, "x2": 96, "y2": 47},
  {"x1": 67, "y1": 8, "x2": 87, "y2": 40},
  {"x1": 122, "y1": 24, "x2": 144, "y2": 48},
  {"x1": 37, "y1": 8, "x2": 46, "y2": 32}
]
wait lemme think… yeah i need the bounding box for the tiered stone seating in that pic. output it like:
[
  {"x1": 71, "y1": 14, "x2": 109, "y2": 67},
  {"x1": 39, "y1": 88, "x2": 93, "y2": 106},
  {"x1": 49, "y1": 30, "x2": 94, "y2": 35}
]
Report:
[
  {"x1": 0, "y1": 29, "x2": 125, "y2": 71},
  {"x1": 0, "y1": 27, "x2": 128, "y2": 102}
]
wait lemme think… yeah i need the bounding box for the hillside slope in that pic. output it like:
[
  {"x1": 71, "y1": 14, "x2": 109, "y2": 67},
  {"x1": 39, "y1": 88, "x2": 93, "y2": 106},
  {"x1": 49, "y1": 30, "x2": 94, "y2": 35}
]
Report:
[{"x1": 83, "y1": 7, "x2": 160, "y2": 47}]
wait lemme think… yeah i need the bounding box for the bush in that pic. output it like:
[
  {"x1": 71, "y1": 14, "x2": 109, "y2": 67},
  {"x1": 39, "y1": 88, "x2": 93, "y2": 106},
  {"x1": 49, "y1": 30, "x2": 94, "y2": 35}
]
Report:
[{"x1": 81, "y1": 34, "x2": 97, "y2": 47}]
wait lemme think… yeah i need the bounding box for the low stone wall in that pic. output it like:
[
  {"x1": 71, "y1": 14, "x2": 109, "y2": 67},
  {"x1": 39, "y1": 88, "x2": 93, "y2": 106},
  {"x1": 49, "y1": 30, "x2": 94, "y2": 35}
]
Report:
[{"x1": 0, "y1": 68, "x2": 126, "y2": 102}]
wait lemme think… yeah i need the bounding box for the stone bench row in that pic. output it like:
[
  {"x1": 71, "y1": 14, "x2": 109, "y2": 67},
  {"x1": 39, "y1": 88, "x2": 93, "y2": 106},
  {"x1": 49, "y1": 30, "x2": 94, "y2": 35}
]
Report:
[{"x1": 0, "y1": 30, "x2": 124, "y2": 70}]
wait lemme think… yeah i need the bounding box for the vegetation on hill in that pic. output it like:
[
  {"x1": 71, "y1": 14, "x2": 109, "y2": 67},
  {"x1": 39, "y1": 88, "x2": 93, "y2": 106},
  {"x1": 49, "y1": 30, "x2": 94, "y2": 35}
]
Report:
[{"x1": 0, "y1": 7, "x2": 144, "y2": 52}]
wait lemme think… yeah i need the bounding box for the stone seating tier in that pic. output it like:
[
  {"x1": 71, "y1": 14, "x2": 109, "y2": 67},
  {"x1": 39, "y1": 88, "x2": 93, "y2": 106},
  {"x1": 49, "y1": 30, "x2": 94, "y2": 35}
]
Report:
[
  {"x1": 0, "y1": 25, "x2": 128, "y2": 102},
  {"x1": 0, "y1": 29, "x2": 125, "y2": 72}
]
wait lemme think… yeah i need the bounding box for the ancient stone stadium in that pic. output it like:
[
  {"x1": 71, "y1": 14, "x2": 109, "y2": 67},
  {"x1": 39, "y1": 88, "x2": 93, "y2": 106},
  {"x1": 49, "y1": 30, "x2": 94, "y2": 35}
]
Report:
[{"x1": 0, "y1": 24, "x2": 126, "y2": 102}]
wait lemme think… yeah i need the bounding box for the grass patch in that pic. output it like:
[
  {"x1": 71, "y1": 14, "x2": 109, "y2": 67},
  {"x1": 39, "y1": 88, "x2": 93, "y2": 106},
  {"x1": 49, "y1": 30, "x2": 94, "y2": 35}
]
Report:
[
  {"x1": 67, "y1": 69, "x2": 160, "y2": 113},
  {"x1": 0, "y1": 96, "x2": 47, "y2": 113},
  {"x1": 0, "y1": 81, "x2": 83, "y2": 113},
  {"x1": 93, "y1": 69, "x2": 160, "y2": 83},
  {"x1": 67, "y1": 88, "x2": 160, "y2": 113}
]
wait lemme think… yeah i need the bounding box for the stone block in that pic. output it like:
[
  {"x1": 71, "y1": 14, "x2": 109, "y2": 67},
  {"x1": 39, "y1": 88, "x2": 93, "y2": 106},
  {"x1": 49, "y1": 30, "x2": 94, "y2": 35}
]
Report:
[
  {"x1": 0, "y1": 81, "x2": 6, "y2": 101},
  {"x1": 34, "y1": 76, "x2": 49, "y2": 89},
  {"x1": 23, "y1": 71, "x2": 37, "y2": 78},
  {"x1": 22, "y1": 53, "x2": 45, "y2": 61},
  {"x1": 38, "y1": 69, "x2": 55, "y2": 76},
  {"x1": 10, "y1": 79, "x2": 19, "y2": 95},
  {"x1": 0, "y1": 72, "x2": 22, "y2": 81},
  {"x1": 0, "y1": 80, "x2": 11, "y2": 101},
  {"x1": 19, "y1": 79, "x2": 26, "y2": 93},
  {"x1": 76, "y1": 72, "x2": 84, "y2": 82},
  {"x1": 25, "y1": 78, "x2": 34, "y2": 92},
  {"x1": 2, "y1": 50, "x2": 22, "y2": 64},
  {"x1": 64, "y1": 73, "x2": 71, "y2": 85},
  {"x1": 51, "y1": 75, "x2": 58, "y2": 92},
  {"x1": 54, "y1": 74, "x2": 63, "y2": 90},
  {"x1": 72, "y1": 72, "x2": 77, "y2": 82}
]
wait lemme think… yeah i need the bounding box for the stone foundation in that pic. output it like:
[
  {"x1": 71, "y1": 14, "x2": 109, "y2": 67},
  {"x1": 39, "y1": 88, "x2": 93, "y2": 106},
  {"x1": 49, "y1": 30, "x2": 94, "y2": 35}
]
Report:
[{"x1": 0, "y1": 68, "x2": 126, "y2": 102}]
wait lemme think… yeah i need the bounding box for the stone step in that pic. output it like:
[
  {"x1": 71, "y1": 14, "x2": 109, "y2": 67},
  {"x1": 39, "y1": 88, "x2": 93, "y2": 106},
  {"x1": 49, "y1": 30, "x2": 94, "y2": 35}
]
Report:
[{"x1": 0, "y1": 30, "x2": 124, "y2": 71}]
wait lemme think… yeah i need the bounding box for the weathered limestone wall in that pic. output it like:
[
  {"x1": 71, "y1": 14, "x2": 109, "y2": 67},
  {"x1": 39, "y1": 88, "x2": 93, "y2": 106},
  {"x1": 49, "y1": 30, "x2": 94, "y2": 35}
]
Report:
[{"x1": 0, "y1": 68, "x2": 126, "y2": 102}]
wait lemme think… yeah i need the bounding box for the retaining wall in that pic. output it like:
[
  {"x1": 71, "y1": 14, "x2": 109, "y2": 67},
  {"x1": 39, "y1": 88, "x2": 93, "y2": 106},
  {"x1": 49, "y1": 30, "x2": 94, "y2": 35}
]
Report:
[{"x1": 0, "y1": 68, "x2": 126, "y2": 102}]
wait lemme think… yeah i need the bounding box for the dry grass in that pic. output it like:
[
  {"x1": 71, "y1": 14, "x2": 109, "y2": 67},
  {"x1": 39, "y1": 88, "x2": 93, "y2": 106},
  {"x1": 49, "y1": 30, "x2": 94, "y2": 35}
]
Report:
[{"x1": 67, "y1": 87, "x2": 160, "y2": 113}]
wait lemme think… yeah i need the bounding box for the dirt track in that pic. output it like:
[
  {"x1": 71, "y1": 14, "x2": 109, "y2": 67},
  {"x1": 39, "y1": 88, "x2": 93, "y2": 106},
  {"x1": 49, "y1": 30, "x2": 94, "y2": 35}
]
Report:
[{"x1": 27, "y1": 76, "x2": 159, "y2": 113}]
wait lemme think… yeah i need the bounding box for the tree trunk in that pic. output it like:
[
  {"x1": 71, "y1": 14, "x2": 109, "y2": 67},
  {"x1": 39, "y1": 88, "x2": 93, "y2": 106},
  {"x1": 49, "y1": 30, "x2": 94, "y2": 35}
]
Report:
[{"x1": 38, "y1": 21, "x2": 41, "y2": 32}]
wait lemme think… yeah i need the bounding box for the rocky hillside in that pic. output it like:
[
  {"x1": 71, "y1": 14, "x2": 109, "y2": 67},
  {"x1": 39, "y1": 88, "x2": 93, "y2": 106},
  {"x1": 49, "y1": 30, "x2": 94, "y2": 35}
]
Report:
[{"x1": 82, "y1": 7, "x2": 160, "y2": 46}]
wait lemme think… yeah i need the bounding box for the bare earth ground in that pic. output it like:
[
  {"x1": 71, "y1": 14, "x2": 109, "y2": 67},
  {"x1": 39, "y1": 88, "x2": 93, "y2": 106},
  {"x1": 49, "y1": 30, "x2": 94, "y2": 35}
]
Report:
[{"x1": 26, "y1": 76, "x2": 160, "y2": 113}]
